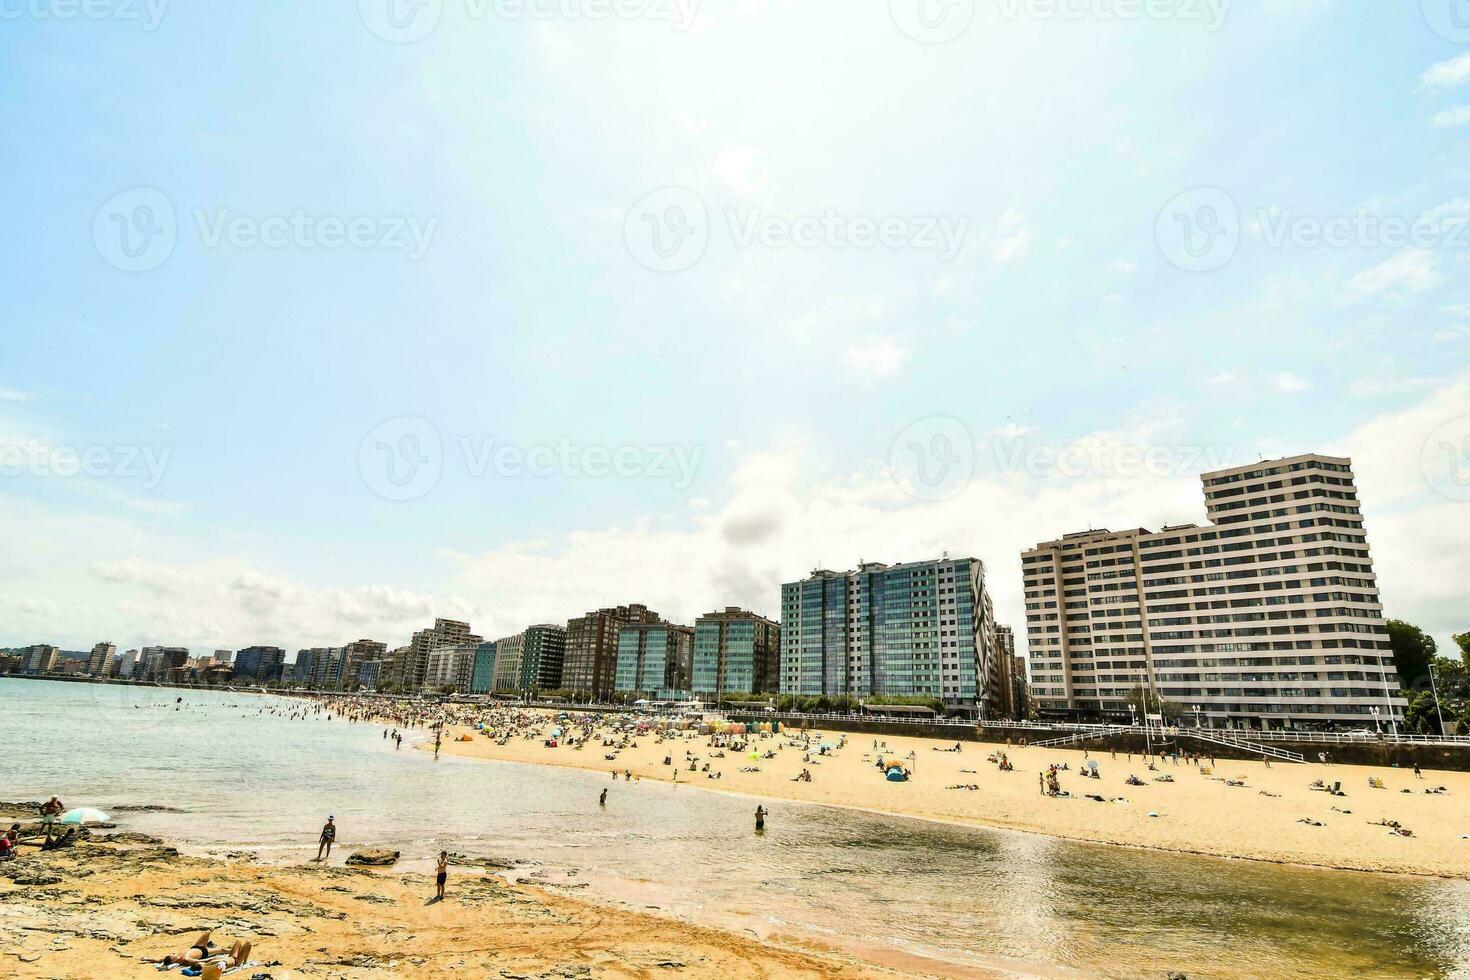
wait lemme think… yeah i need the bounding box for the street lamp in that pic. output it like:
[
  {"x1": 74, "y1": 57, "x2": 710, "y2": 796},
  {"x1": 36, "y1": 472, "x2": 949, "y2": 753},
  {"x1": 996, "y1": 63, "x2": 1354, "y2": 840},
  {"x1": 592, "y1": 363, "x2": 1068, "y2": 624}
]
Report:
[
  {"x1": 1370, "y1": 705, "x2": 1381, "y2": 734},
  {"x1": 1192, "y1": 704, "x2": 1202, "y2": 729},
  {"x1": 1429, "y1": 661, "x2": 1448, "y2": 736}
]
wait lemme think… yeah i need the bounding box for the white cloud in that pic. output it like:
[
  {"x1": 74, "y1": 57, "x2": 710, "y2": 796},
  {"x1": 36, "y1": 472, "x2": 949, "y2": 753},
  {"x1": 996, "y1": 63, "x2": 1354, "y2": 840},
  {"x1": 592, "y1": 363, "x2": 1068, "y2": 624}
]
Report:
[
  {"x1": 992, "y1": 208, "x2": 1033, "y2": 263},
  {"x1": 1109, "y1": 258, "x2": 1137, "y2": 275},
  {"x1": 990, "y1": 423, "x2": 1037, "y2": 439},
  {"x1": 1420, "y1": 52, "x2": 1470, "y2": 91},
  {"x1": 1347, "y1": 250, "x2": 1444, "y2": 300},
  {"x1": 1207, "y1": 372, "x2": 1242, "y2": 387},
  {"x1": 1348, "y1": 377, "x2": 1437, "y2": 397},
  {"x1": 1270, "y1": 372, "x2": 1312, "y2": 394},
  {"x1": 842, "y1": 335, "x2": 910, "y2": 381},
  {"x1": 1432, "y1": 106, "x2": 1470, "y2": 129},
  {"x1": 0, "y1": 388, "x2": 32, "y2": 402},
  {"x1": 713, "y1": 145, "x2": 767, "y2": 197},
  {"x1": 1432, "y1": 325, "x2": 1470, "y2": 343}
]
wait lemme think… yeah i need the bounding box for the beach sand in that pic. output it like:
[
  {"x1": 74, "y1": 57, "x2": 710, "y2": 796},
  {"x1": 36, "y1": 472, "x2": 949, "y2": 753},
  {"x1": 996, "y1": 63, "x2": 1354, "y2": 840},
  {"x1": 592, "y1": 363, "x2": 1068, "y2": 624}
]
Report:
[
  {"x1": 435, "y1": 715, "x2": 1470, "y2": 879},
  {"x1": 0, "y1": 830, "x2": 956, "y2": 979}
]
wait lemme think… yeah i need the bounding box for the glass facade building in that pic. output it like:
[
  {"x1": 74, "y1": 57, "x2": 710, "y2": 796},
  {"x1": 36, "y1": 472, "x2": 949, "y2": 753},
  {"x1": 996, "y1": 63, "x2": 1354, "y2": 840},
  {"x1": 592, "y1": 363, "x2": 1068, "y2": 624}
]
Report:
[
  {"x1": 692, "y1": 607, "x2": 780, "y2": 699},
  {"x1": 614, "y1": 623, "x2": 694, "y2": 698},
  {"x1": 779, "y1": 557, "x2": 1001, "y2": 714}
]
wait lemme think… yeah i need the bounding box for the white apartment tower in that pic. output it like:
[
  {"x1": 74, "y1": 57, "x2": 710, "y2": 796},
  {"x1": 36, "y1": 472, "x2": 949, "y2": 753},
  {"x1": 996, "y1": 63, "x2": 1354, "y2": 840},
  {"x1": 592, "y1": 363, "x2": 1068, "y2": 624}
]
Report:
[{"x1": 1021, "y1": 454, "x2": 1403, "y2": 730}]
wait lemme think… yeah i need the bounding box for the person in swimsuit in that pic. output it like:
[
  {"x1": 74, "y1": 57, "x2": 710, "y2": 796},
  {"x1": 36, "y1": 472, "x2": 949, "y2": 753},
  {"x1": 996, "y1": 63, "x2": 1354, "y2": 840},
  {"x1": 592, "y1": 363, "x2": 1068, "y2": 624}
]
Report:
[
  {"x1": 316, "y1": 816, "x2": 336, "y2": 861},
  {"x1": 755, "y1": 805, "x2": 766, "y2": 832},
  {"x1": 435, "y1": 850, "x2": 448, "y2": 901}
]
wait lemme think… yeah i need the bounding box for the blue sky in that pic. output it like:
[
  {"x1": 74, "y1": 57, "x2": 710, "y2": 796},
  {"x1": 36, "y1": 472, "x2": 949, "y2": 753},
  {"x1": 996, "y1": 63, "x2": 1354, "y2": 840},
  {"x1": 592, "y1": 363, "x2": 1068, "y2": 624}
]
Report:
[{"x1": 2, "y1": 0, "x2": 1468, "y2": 656}]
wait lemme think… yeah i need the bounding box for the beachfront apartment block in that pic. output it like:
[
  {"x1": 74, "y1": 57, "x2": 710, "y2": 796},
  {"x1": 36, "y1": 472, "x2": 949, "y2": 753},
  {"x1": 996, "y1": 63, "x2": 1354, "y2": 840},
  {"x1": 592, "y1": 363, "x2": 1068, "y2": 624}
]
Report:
[
  {"x1": 561, "y1": 604, "x2": 661, "y2": 699},
  {"x1": 470, "y1": 642, "x2": 497, "y2": 694},
  {"x1": 779, "y1": 557, "x2": 1003, "y2": 716},
  {"x1": 17, "y1": 644, "x2": 60, "y2": 674},
  {"x1": 489, "y1": 632, "x2": 525, "y2": 693},
  {"x1": 86, "y1": 642, "x2": 116, "y2": 676},
  {"x1": 518, "y1": 625, "x2": 567, "y2": 691},
  {"x1": 692, "y1": 607, "x2": 781, "y2": 700},
  {"x1": 613, "y1": 621, "x2": 694, "y2": 698},
  {"x1": 399, "y1": 619, "x2": 483, "y2": 690},
  {"x1": 424, "y1": 644, "x2": 479, "y2": 692},
  {"x1": 1021, "y1": 453, "x2": 1404, "y2": 730},
  {"x1": 232, "y1": 646, "x2": 286, "y2": 683}
]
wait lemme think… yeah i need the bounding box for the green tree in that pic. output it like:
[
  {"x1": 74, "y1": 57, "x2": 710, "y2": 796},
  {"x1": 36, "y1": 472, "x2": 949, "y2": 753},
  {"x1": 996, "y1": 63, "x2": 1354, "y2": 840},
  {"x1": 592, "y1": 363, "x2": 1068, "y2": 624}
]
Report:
[
  {"x1": 1385, "y1": 620, "x2": 1437, "y2": 689},
  {"x1": 1455, "y1": 631, "x2": 1470, "y2": 664}
]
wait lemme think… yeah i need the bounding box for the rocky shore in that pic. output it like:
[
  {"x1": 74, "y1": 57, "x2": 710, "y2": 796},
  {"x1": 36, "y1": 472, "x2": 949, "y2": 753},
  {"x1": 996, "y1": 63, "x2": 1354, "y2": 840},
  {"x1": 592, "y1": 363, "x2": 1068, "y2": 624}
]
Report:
[{"x1": 0, "y1": 802, "x2": 931, "y2": 979}]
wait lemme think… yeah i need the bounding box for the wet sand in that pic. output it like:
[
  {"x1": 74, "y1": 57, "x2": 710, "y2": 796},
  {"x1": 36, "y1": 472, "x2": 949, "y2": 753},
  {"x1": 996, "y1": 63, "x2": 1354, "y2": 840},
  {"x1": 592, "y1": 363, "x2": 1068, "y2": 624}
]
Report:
[
  {"x1": 435, "y1": 715, "x2": 1470, "y2": 879},
  {"x1": 0, "y1": 820, "x2": 954, "y2": 979}
]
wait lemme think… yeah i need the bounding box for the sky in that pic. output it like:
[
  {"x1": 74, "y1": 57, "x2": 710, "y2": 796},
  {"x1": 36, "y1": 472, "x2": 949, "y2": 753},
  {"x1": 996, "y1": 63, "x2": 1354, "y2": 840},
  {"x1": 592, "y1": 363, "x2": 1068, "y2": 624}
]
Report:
[{"x1": 1, "y1": 0, "x2": 1468, "y2": 659}]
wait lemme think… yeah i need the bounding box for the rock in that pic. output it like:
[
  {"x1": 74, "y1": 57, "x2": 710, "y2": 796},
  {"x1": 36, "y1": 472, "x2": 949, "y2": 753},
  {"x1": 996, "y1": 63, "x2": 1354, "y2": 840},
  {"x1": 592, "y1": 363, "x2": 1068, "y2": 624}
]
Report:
[
  {"x1": 94, "y1": 832, "x2": 164, "y2": 845},
  {"x1": 109, "y1": 804, "x2": 184, "y2": 813},
  {"x1": 345, "y1": 848, "x2": 399, "y2": 867}
]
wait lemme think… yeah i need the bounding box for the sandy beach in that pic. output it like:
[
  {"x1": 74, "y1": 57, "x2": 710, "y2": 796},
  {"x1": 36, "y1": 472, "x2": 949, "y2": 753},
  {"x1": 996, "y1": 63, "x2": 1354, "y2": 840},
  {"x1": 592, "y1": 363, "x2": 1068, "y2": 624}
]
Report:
[
  {"x1": 432, "y1": 712, "x2": 1470, "y2": 880},
  {"x1": 0, "y1": 819, "x2": 953, "y2": 979}
]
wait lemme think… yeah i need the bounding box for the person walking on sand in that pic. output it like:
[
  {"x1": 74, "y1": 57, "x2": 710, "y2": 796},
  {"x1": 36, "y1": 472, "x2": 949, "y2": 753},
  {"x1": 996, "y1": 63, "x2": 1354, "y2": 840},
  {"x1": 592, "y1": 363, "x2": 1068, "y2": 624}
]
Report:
[
  {"x1": 755, "y1": 805, "x2": 766, "y2": 832},
  {"x1": 1414, "y1": 763, "x2": 1423, "y2": 779},
  {"x1": 316, "y1": 816, "x2": 337, "y2": 862},
  {"x1": 434, "y1": 850, "x2": 448, "y2": 901}
]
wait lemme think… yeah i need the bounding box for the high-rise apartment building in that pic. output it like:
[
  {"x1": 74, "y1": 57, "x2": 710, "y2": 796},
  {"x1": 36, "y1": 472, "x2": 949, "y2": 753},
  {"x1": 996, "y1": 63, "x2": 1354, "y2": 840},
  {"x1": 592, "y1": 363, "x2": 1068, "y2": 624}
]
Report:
[
  {"x1": 562, "y1": 604, "x2": 660, "y2": 699},
  {"x1": 490, "y1": 632, "x2": 525, "y2": 693},
  {"x1": 87, "y1": 642, "x2": 117, "y2": 676},
  {"x1": 1021, "y1": 453, "x2": 1403, "y2": 729},
  {"x1": 401, "y1": 619, "x2": 482, "y2": 690},
  {"x1": 19, "y1": 644, "x2": 60, "y2": 675},
  {"x1": 424, "y1": 644, "x2": 478, "y2": 692},
  {"x1": 779, "y1": 557, "x2": 1001, "y2": 714},
  {"x1": 470, "y1": 642, "x2": 497, "y2": 694},
  {"x1": 233, "y1": 646, "x2": 286, "y2": 684},
  {"x1": 614, "y1": 622, "x2": 694, "y2": 697},
  {"x1": 339, "y1": 639, "x2": 387, "y2": 690},
  {"x1": 692, "y1": 608, "x2": 781, "y2": 700},
  {"x1": 519, "y1": 625, "x2": 567, "y2": 690}
]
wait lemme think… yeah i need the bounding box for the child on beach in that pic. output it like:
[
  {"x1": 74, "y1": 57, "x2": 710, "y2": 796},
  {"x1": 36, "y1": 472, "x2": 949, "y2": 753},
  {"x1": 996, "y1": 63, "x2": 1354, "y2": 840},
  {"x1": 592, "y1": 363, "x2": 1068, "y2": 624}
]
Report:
[{"x1": 435, "y1": 850, "x2": 448, "y2": 901}]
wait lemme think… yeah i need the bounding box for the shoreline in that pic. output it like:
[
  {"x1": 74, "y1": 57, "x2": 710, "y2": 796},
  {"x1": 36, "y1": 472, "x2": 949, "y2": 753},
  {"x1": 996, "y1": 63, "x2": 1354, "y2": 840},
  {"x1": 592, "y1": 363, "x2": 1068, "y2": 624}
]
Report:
[
  {"x1": 0, "y1": 814, "x2": 970, "y2": 979},
  {"x1": 421, "y1": 710, "x2": 1470, "y2": 882}
]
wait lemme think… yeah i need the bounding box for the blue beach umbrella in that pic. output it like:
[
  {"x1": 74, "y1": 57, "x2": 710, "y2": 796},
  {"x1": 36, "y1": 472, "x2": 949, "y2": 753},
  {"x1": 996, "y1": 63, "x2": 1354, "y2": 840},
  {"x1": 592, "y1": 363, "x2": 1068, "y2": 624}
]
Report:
[{"x1": 60, "y1": 807, "x2": 110, "y2": 825}]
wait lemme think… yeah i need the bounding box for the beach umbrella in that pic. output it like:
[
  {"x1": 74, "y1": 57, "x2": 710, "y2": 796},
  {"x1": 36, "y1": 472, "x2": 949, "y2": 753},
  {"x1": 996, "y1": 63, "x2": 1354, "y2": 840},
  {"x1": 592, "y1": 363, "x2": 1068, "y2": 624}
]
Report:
[{"x1": 60, "y1": 807, "x2": 110, "y2": 825}]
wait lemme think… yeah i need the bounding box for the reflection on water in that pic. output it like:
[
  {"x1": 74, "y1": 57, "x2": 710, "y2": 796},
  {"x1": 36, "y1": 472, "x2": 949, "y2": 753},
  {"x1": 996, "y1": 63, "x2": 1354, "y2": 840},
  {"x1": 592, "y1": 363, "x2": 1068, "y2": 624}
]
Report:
[{"x1": 5, "y1": 679, "x2": 1468, "y2": 978}]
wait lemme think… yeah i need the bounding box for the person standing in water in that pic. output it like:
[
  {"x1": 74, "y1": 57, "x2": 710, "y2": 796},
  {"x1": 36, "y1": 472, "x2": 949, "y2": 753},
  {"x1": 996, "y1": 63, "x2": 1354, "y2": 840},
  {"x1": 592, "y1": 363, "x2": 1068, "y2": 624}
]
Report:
[
  {"x1": 755, "y1": 805, "x2": 766, "y2": 832},
  {"x1": 434, "y1": 850, "x2": 448, "y2": 901},
  {"x1": 599, "y1": 788, "x2": 608, "y2": 807}
]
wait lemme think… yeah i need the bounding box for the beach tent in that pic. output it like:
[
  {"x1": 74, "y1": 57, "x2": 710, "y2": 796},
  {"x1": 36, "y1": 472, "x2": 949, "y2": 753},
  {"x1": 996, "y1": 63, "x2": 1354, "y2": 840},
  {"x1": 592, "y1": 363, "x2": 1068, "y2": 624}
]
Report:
[{"x1": 885, "y1": 767, "x2": 908, "y2": 782}]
